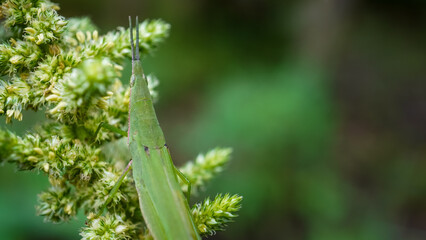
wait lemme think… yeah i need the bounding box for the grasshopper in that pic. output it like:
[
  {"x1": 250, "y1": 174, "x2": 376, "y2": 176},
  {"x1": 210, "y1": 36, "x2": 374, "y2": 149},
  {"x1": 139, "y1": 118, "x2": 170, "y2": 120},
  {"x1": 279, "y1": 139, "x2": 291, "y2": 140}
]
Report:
[{"x1": 96, "y1": 17, "x2": 201, "y2": 240}]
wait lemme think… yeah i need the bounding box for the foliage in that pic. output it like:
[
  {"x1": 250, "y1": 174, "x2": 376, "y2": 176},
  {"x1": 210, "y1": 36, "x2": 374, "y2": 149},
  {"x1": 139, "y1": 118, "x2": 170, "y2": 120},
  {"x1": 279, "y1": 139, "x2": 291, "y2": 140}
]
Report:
[{"x1": 0, "y1": 0, "x2": 242, "y2": 239}]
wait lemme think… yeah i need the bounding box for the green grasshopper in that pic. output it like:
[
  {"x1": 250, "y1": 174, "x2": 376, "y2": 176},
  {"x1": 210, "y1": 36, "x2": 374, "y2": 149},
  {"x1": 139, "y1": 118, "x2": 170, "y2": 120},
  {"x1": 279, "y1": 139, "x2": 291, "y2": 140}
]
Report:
[{"x1": 96, "y1": 17, "x2": 201, "y2": 239}]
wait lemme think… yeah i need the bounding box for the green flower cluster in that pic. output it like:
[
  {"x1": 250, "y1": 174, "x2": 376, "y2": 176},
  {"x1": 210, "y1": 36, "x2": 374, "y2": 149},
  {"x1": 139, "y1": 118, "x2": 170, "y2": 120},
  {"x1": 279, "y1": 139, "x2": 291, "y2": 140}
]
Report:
[
  {"x1": 192, "y1": 194, "x2": 243, "y2": 236},
  {"x1": 0, "y1": 0, "x2": 242, "y2": 239},
  {"x1": 0, "y1": 0, "x2": 64, "y2": 74},
  {"x1": 81, "y1": 213, "x2": 137, "y2": 240},
  {"x1": 0, "y1": 0, "x2": 169, "y2": 123},
  {"x1": 180, "y1": 148, "x2": 233, "y2": 194}
]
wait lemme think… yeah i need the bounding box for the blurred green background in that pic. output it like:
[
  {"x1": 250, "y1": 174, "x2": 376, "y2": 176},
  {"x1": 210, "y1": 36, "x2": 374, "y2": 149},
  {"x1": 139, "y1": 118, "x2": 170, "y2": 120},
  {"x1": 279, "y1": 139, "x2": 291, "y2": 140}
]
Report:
[{"x1": 2, "y1": 0, "x2": 426, "y2": 239}]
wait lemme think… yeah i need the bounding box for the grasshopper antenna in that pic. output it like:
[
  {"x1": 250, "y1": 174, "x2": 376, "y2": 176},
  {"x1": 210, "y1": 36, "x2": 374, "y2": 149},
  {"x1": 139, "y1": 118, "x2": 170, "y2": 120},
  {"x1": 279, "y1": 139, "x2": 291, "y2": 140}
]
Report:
[
  {"x1": 135, "y1": 16, "x2": 140, "y2": 60},
  {"x1": 129, "y1": 16, "x2": 135, "y2": 61},
  {"x1": 129, "y1": 16, "x2": 140, "y2": 61}
]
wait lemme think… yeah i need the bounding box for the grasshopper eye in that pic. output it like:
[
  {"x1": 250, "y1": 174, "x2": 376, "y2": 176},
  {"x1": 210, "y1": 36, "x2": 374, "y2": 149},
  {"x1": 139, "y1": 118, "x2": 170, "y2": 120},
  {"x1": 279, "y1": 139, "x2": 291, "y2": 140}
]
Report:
[{"x1": 130, "y1": 75, "x2": 135, "y2": 87}]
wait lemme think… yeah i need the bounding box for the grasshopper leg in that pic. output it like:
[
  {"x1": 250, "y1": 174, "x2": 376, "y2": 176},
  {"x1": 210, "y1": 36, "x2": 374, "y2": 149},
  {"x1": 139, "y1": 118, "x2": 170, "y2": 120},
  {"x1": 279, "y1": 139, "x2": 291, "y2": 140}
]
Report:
[
  {"x1": 93, "y1": 121, "x2": 127, "y2": 142},
  {"x1": 174, "y1": 166, "x2": 192, "y2": 201},
  {"x1": 96, "y1": 159, "x2": 133, "y2": 217},
  {"x1": 92, "y1": 122, "x2": 129, "y2": 217}
]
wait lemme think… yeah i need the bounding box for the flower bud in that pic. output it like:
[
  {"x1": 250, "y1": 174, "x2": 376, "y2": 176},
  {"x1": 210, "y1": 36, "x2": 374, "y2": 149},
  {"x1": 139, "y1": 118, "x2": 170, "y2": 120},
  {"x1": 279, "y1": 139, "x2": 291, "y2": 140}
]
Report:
[
  {"x1": 92, "y1": 30, "x2": 98, "y2": 41},
  {"x1": 105, "y1": 41, "x2": 114, "y2": 50},
  {"x1": 46, "y1": 94, "x2": 59, "y2": 101},
  {"x1": 76, "y1": 31, "x2": 85, "y2": 43},
  {"x1": 36, "y1": 34, "x2": 45, "y2": 45},
  {"x1": 115, "y1": 225, "x2": 127, "y2": 234},
  {"x1": 57, "y1": 20, "x2": 67, "y2": 26},
  {"x1": 43, "y1": 163, "x2": 50, "y2": 172},
  {"x1": 34, "y1": 147, "x2": 44, "y2": 155},
  {"x1": 28, "y1": 156, "x2": 38, "y2": 162},
  {"x1": 9, "y1": 55, "x2": 23, "y2": 64},
  {"x1": 25, "y1": 27, "x2": 37, "y2": 34},
  {"x1": 86, "y1": 31, "x2": 91, "y2": 41}
]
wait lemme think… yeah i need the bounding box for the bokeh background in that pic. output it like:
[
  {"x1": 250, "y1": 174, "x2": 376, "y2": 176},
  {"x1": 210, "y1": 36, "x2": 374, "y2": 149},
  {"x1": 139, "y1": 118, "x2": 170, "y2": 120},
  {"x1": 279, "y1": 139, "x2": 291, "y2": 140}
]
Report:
[{"x1": 1, "y1": 0, "x2": 426, "y2": 239}]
